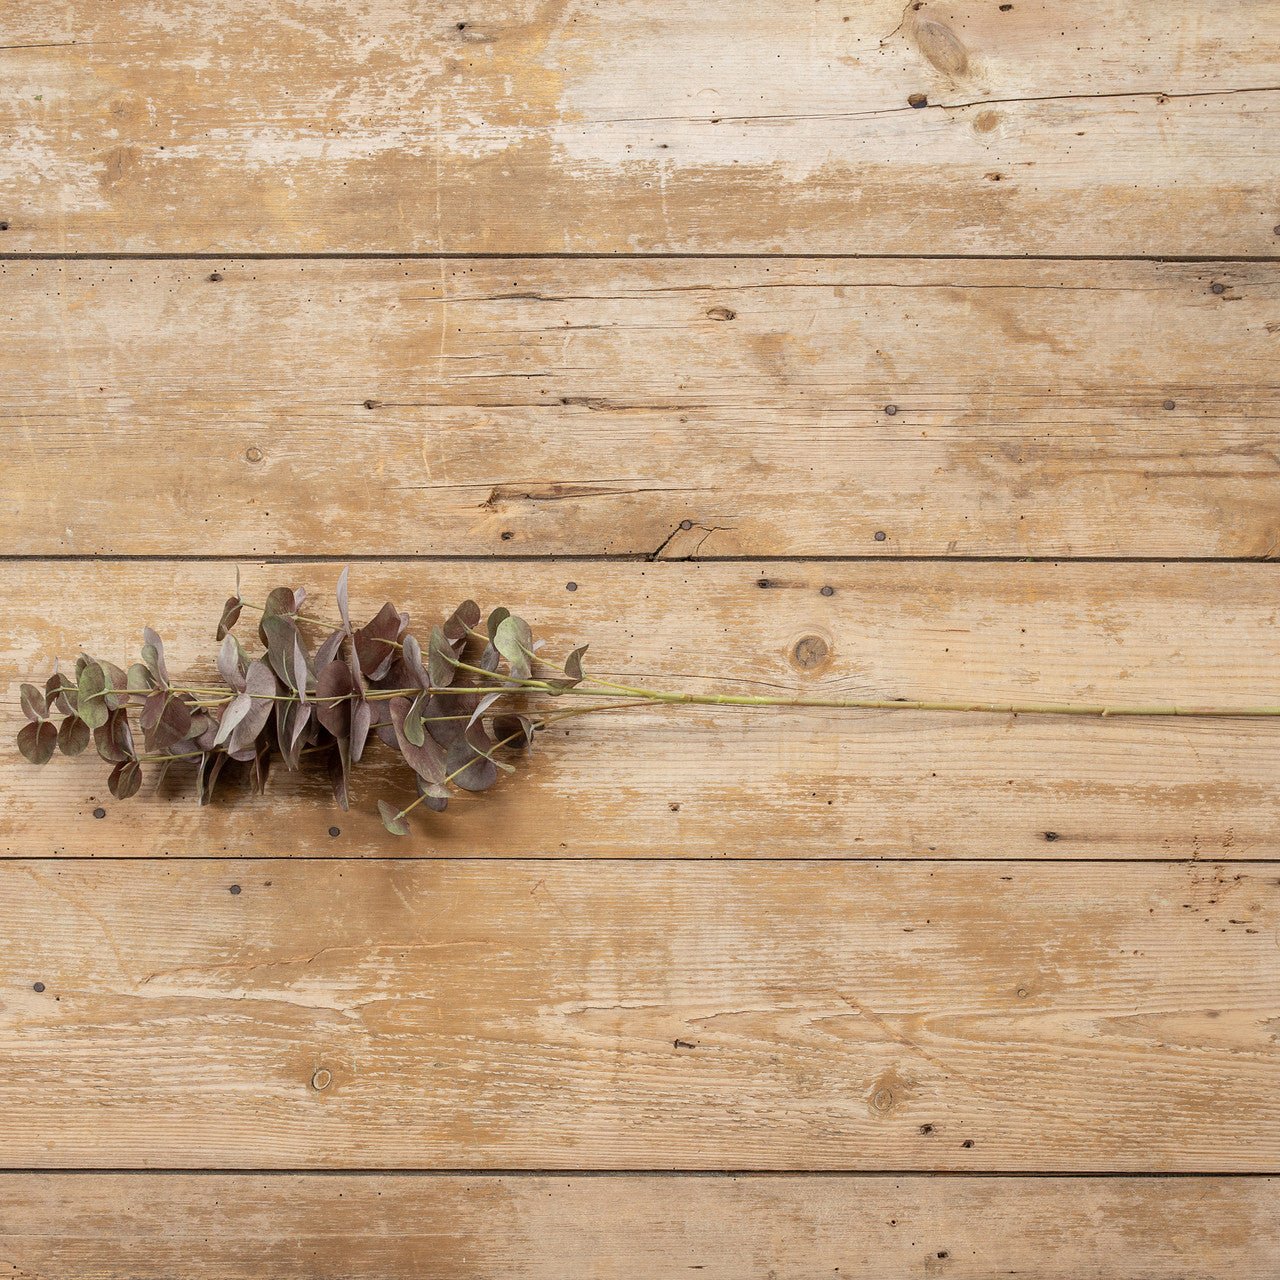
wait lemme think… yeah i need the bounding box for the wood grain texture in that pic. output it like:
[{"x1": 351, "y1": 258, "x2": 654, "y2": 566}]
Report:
[
  {"x1": 2, "y1": 859, "x2": 1276, "y2": 1170},
  {"x1": 5, "y1": 258, "x2": 1278, "y2": 558},
  {"x1": 1, "y1": 2, "x2": 1277, "y2": 255},
  {"x1": 0, "y1": 1173, "x2": 1276, "y2": 1279},
  {"x1": 5, "y1": 559, "x2": 1280, "y2": 859}
]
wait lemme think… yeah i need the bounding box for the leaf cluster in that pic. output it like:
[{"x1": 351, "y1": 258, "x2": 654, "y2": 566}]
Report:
[{"x1": 17, "y1": 570, "x2": 589, "y2": 835}]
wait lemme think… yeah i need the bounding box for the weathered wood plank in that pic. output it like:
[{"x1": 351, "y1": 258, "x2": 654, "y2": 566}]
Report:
[
  {"x1": 4, "y1": 560, "x2": 1280, "y2": 858},
  {"x1": 0, "y1": 1173, "x2": 1275, "y2": 1278},
  {"x1": 2, "y1": 859, "x2": 1276, "y2": 1169},
  {"x1": 4, "y1": 259, "x2": 1278, "y2": 558},
  {"x1": 1, "y1": 2, "x2": 1276, "y2": 255}
]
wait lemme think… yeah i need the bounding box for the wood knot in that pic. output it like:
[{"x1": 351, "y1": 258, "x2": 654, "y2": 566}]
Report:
[
  {"x1": 913, "y1": 18, "x2": 970, "y2": 78},
  {"x1": 790, "y1": 634, "x2": 831, "y2": 672},
  {"x1": 706, "y1": 306, "x2": 736, "y2": 321},
  {"x1": 311, "y1": 1068, "x2": 332, "y2": 1091}
]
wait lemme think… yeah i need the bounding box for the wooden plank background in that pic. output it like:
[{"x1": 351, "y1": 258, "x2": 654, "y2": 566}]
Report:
[
  {"x1": 1, "y1": 1, "x2": 1279, "y2": 254},
  {"x1": 2, "y1": 0, "x2": 1277, "y2": 1274},
  {"x1": 4, "y1": 258, "x2": 1278, "y2": 558},
  {"x1": 5, "y1": 560, "x2": 1280, "y2": 859}
]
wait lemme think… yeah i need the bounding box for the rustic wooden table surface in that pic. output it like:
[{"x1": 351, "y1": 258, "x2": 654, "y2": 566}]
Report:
[{"x1": 2, "y1": 2, "x2": 1278, "y2": 1275}]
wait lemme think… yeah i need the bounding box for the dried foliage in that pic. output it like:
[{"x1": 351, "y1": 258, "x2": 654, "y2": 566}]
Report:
[
  {"x1": 17, "y1": 570, "x2": 591, "y2": 835},
  {"x1": 19, "y1": 572, "x2": 1265, "y2": 836}
]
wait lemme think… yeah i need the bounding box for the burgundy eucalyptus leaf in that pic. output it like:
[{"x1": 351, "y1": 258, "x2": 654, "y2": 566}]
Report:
[
  {"x1": 328, "y1": 738, "x2": 351, "y2": 811},
  {"x1": 57, "y1": 715, "x2": 91, "y2": 757},
  {"x1": 228, "y1": 659, "x2": 279, "y2": 755},
  {"x1": 261, "y1": 613, "x2": 300, "y2": 689},
  {"x1": 314, "y1": 628, "x2": 345, "y2": 673},
  {"x1": 94, "y1": 708, "x2": 135, "y2": 764},
  {"x1": 445, "y1": 739, "x2": 498, "y2": 792},
  {"x1": 75, "y1": 660, "x2": 110, "y2": 731},
  {"x1": 20, "y1": 683, "x2": 46, "y2": 722},
  {"x1": 492, "y1": 713, "x2": 535, "y2": 751},
  {"x1": 486, "y1": 606, "x2": 510, "y2": 644},
  {"x1": 428, "y1": 625, "x2": 456, "y2": 689},
  {"x1": 47, "y1": 672, "x2": 75, "y2": 716},
  {"x1": 315, "y1": 660, "x2": 354, "y2": 738},
  {"x1": 350, "y1": 697, "x2": 372, "y2": 764},
  {"x1": 217, "y1": 634, "x2": 247, "y2": 692},
  {"x1": 100, "y1": 660, "x2": 130, "y2": 711},
  {"x1": 377, "y1": 799, "x2": 410, "y2": 836},
  {"x1": 416, "y1": 776, "x2": 450, "y2": 812},
  {"x1": 17, "y1": 720, "x2": 57, "y2": 765},
  {"x1": 145, "y1": 693, "x2": 193, "y2": 753},
  {"x1": 444, "y1": 599, "x2": 481, "y2": 643},
  {"x1": 401, "y1": 633, "x2": 430, "y2": 689},
  {"x1": 292, "y1": 631, "x2": 312, "y2": 703},
  {"x1": 141, "y1": 627, "x2": 170, "y2": 686},
  {"x1": 195, "y1": 751, "x2": 228, "y2": 806},
  {"x1": 216, "y1": 596, "x2": 243, "y2": 641},
  {"x1": 494, "y1": 615, "x2": 534, "y2": 681},
  {"x1": 127, "y1": 662, "x2": 155, "y2": 694},
  {"x1": 336, "y1": 565, "x2": 351, "y2": 632},
  {"x1": 194, "y1": 710, "x2": 223, "y2": 752},
  {"x1": 388, "y1": 696, "x2": 446, "y2": 785},
  {"x1": 214, "y1": 692, "x2": 253, "y2": 746},
  {"x1": 354, "y1": 602, "x2": 403, "y2": 682},
  {"x1": 108, "y1": 759, "x2": 142, "y2": 800}
]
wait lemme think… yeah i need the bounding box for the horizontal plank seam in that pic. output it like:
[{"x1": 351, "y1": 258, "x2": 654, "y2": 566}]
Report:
[
  {"x1": 2, "y1": 856, "x2": 1276, "y2": 865},
  {"x1": 1, "y1": 253, "x2": 1278, "y2": 265},
  {"x1": 0, "y1": 1168, "x2": 1273, "y2": 1179},
  {"x1": 4, "y1": 555, "x2": 1279, "y2": 567}
]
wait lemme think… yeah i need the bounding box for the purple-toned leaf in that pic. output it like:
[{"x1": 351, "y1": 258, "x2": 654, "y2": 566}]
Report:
[
  {"x1": 75, "y1": 661, "x2": 110, "y2": 730},
  {"x1": 403, "y1": 692, "x2": 428, "y2": 747},
  {"x1": 354, "y1": 602, "x2": 403, "y2": 682},
  {"x1": 493, "y1": 615, "x2": 534, "y2": 680},
  {"x1": 17, "y1": 720, "x2": 57, "y2": 765},
  {"x1": 57, "y1": 715, "x2": 91, "y2": 757},
  {"x1": 100, "y1": 660, "x2": 129, "y2": 711},
  {"x1": 127, "y1": 663, "x2": 155, "y2": 694},
  {"x1": 401, "y1": 633, "x2": 430, "y2": 689},
  {"x1": 377, "y1": 800, "x2": 410, "y2": 836},
  {"x1": 20, "y1": 683, "x2": 46, "y2": 722},
  {"x1": 291, "y1": 631, "x2": 312, "y2": 703},
  {"x1": 445, "y1": 739, "x2": 498, "y2": 792},
  {"x1": 315, "y1": 660, "x2": 353, "y2": 737},
  {"x1": 428, "y1": 626, "x2": 456, "y2": 689},
  {"x1": 217, "y1": 634, "x2": 247, "y2": 692},
  {"x1": 47, "y1": 672, "x2": 75, "y2": 716},
  {"x1": 564, "y1": 644, "x2": 588, "y2": 683},
  {"x1": 350, "y1": 698, "x2": 372, "y2": 764},
  {"x1": 336, "y1": 566, "x2": 351, "y2": 631},
  {"x1": 195, "y1": 751, "x2": 228, "y2": 806},
  {"x1": 145, "y1": 692, "x2": 193, "y2": 752},
  {"x1": 492, "y1": 713, "x2": 535, "y2": 751},
  {"x1": 416, "y1": 776, "x2": 450, "y2": 812},
  {"x1": 216, "y1": 596, "x2": 242, "y2": 641},
  {"x1": 193, "y1": 710, "x2": 222, "y2": 752},
  {"x1": 261, "y1": 613, "x2": 301, "y2": 689},
  {"x1": 108, "y1": 759, "x2": 142, "y2": 800},
  {"x1": 444, "y1": 599, "x2": 481, "y2": 643},
  {"x1": 141, "y1": 627, "x2": 170, "y2": 685},
  {"x1": 251, "y1": 741, "x2": 272, "y2": 795},
  {"x1": 328, "y1": 738, "x2": 351, "y2": 811},
  {"x1": 485, "y1": 606, "x2": 510, "y2": 644},
  {"x1": 467, "y1": 690, "x2": 503, "y2": 730},
  {"x1": 95, "y1": 708, "x2": 135, "y2": 763},
  {"x1": 388, "y1": 696, "x2": 446, "y2": 785},
  {"x1": 213, "y1": 691, "x2": 252, "y2": 746},
  {"x1": 314, "y1": 628, "x2": 344, "y2": 673}
]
